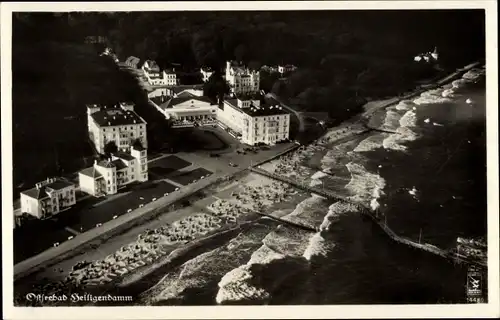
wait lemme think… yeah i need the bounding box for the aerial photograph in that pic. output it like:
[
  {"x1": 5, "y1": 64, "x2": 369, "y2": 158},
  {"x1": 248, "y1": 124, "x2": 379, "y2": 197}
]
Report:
[{"x1": 10, "y1": 8, "x2": 488, "y2": 307}]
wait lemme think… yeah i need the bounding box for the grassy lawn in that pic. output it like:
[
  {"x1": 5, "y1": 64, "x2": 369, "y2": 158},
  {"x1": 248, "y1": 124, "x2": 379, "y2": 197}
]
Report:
[{"x1": 169, "y1": 168, "x2": 213, "y2": 186}]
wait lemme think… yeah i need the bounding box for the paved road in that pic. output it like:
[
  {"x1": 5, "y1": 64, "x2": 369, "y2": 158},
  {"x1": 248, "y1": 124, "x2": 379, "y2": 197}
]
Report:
[
  {"x1": 14, "y1": 140, "x2": 297, "y2": 280},
  {"x1": 13, "y1": 154, "x2": 187, "y2": 263}
]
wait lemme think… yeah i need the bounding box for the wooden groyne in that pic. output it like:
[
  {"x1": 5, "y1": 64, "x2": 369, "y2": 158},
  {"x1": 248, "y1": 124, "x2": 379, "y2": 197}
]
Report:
[
  {"x1": 361, "y1": 209, "x2": 487, "y2": 269},
  {"x1": 256, "y1": 211, "x2": 318, "y2": 232},
  {"x1": 250, "y1": 167, "x2": 349, "y2": 203},
  {"x1": 251, "y1": 167, "x2": 487, "y2": 269}
]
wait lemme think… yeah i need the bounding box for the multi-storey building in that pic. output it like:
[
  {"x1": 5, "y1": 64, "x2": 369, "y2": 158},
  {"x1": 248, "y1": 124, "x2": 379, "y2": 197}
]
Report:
[
  {"x1": 225, "y1": 61, "x2": 260, "y2": 95},
  {"x1": 150, "y1": 91, "x2": 217, "y2": 128},
  {"x1": 78, "y1": 145, "x2": 148, "y2": 197},
  {"x1": 20, "y1": 178, "x2": 76, "y2": 219},
  {"x1": 217, "y1": 94, "x2": 290, "y2": 145},
  {"x1": 278, "y1": 64, "x2": 297, "y2": 75},
  {"x1": 200, "y1": 67, "x2": 214, "y2": 82},
  {"x1": 87, "y1": 102, "x2": 147, "y2": 154},
  {"x1": 142, "y1": 60, "x2": 179, "y2": 86},
  {"x1": 125, "y1": 56, "x2": 141, "y2": 69}
]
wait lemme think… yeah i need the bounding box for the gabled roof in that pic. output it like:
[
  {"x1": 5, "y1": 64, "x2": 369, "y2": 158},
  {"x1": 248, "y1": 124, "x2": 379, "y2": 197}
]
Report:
[
  {"x1": 111, "y1": 159, "x2": 128, "y2": 170},
  {"x1": 21, "y1": 187, "x2": 49, "y2": 200},
  {"x1": 45, "y1": 180, "x2": 74, "y2": 190},
  {"x1": 20, "y1": 178, "x2": 74, "y2": 200},
  {"x1": 97, "y1": 160, "x2": 116, "y2": 168},
  {"x1": 79, "y1": 167, "x2": 103, "y2": 179},
  {"x1": 113, "y1": 151, "x2": 135, "y2": 161}
]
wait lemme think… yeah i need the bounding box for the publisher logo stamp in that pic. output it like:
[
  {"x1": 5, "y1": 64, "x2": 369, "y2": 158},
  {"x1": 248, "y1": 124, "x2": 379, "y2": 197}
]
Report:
[{"x1": 466, "y1": 266, "x2": 484, "y2": 303}]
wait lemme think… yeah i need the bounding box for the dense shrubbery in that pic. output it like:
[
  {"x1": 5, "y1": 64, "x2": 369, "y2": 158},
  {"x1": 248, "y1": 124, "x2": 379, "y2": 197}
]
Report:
[{"x1": 12, "y1": 11, "x2": 485, "y2": 187}]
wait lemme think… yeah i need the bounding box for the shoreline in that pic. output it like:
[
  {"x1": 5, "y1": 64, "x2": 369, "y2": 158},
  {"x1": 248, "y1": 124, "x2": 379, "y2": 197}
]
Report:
[{"x1": 13, "y1": 61, "x2": 485, "y2": 305}]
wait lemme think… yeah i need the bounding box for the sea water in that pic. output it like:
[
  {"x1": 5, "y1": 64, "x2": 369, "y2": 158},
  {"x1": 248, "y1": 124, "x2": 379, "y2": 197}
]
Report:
[{"x1": 140, "y1": 75, "x2": 486, "y2": 305}]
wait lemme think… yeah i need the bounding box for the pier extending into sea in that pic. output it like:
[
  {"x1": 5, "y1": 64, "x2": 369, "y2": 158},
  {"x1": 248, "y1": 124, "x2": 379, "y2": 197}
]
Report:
[{"x1": 249, "y1": 166, "x2": 487, "y2": 270}]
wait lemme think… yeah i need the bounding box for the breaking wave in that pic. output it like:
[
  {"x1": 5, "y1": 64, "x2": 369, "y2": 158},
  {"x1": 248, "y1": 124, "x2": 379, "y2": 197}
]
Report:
[
  {"x1": 395, "y1": 100, "x2": 416, "y2": 111},
  {"x1": 345, "y1": 162, "x2": 386, "y2": 207},
  {"x1": 413, "y1": 89, "x2": 452, "y2": 105},
  {"x1": 382, "y1": 126, "x2": 418, "y2": 151},
  {"x1": 399, "y1": 110, "x2": 417, "y2": 128},
  {"x1": 353, "y1": 133, "x2": 388, "y2": 153},
  {"x1": 381, "y1": 110, "x2": 402, "y2": 131},
  {"x1": 216, "y1": 228, "x2": 311, "y2": 305}
]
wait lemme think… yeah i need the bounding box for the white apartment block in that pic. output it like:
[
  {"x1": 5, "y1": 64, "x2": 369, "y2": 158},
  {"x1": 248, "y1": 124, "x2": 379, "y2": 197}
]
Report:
[
  {"x1": 87, "y1": 102, "x2": 147, "y2": 155},
  {"x1": 225, "y1": 61, "x2": 260, "y2": 95},
  {"x1": 200, "y1": 67, "x2": 214, "y2": 82},
  {"x1": 20, "y1": 178, "x2": 76, "y2": 219},
  {"x1": 142, "y1": 60, "x2": 179, "y2": 86},
  {"x1": 217, "y1": 95, "x2": 290, "y2": 146},
  {"x1": 79, "y1": 145, "x2": 148, "y2": 197}
]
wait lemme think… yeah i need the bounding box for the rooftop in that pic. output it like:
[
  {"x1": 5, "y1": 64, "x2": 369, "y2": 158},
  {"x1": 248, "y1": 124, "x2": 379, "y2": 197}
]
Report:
[
  {"x1": 125, "y1": 56, "x2": 140, "y2": 67},
  {"x1": 96, "y1": 159, "x2": 116, "y2": 168},
  {"x1": 144, "y1": 60, "x2": 160, "y2": 71},
  {"x1": 21, "y1": 178, "x2": 75, "y2": 200},
  {"x1": 235, "y1": 93, "x2": 262, "y2": 101},
  {"x1": 111, "y1": 159, "x2": 128, "y2": 170},
  {"x1": 91, "y1": 108, "x2": 146, "y2": 127},
  {"x1": 132, "y1": 144, "x2": 146, "y2": 151},
  {"x1": 172, "y1": 84, "x2": 204, "y2": 95},
  {"x1": 113, "y1": 151, "x2": 136, "y2": 161},
  {"x1": 151, "y1": 92, "x2": 214, "y2": 111},
  {"x1": 79, "y1": 167, "x2": 103, "y2": 179},
  {"x1": 224, "y1": 99, "x2": 289, "y2": 117}
]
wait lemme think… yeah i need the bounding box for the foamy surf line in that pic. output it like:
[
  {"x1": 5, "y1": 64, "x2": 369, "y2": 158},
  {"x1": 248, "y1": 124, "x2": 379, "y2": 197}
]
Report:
[
  {"x1": 345, "y1": 162, "x2": 386, "y2": 210},
  {"x1": 215, "y1": 193, "x2": 335, "y2": 304}
]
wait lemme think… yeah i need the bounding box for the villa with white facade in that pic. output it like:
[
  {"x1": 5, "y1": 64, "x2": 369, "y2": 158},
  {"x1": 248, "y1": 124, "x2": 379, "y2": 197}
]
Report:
[
  {"x1": 225, "y1": 61, "x2": 260, "y2": 95},
  {"x1": 142, "y1": 60, "x2": 179, "y2": 86},
  {"x1": 200, "y1": 67, "x2": 214, "y2": 82},
  {"x1": 217, "y1": 94, "x2": 290, "y2": 145},
  {"x1": 20, "y1": 178, "x2": 76, "y2": 219},
  {"x1": 278, "y1": 64, "x2": 297, "y2": 74},
  {"x1": 125, "y1": 56, "x2": 141, "y2": 69},
  {"x1": 87, "y1": 102, "x2": 147, "y2": 154},
  {"x1": 79, "y1": 145, "x2": 148, "y2": 197},
  {"x1": 150, "y1": 91, "x2": 217, "y2": 128}
]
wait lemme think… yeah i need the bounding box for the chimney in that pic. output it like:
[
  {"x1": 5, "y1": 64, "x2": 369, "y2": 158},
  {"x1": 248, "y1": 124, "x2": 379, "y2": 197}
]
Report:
[{"x1": 94, "y1": 159, "x2": 97, "y2": 166}]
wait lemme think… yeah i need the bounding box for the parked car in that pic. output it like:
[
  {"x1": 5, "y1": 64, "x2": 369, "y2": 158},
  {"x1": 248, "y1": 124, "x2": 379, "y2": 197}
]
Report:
[
  {"x1": 229, "y1": 162, "x2": 238, "y2": 167},
  {"x1": 210, "y1": 153, "x2": 220, "y2": 158}
]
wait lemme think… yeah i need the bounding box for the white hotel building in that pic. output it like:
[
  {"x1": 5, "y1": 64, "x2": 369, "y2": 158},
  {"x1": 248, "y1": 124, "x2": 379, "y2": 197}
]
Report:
[
  {"x1": 87, "y1": 102, "x2": 147, "y2": 154},
  {"x1": 225, "y1": 61, "x2": 260, "y2": 95},
  {"x1": 142, "y1": 60, "x2": 178, "y2": 86},
  {"x1": 150, "y1": 91, "x2": 218, "y2": 128},
  {"x1": 217, "y1": 95, "x2": 290, "y2": 146},
  {"x1": 78, "y1": 145, "x2": 148, "y2": 197},
  {"x1": 20, "y1": 178, "x2": 76, "y2": 219}
]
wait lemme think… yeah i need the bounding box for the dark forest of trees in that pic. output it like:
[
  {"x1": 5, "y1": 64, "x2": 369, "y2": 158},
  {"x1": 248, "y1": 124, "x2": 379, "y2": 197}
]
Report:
[{"x1": 11, "y1": 10, "x2": 485, "y2": 190}]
